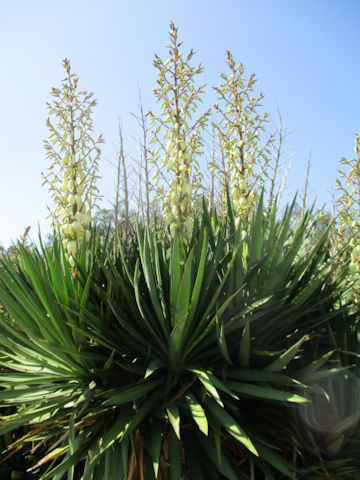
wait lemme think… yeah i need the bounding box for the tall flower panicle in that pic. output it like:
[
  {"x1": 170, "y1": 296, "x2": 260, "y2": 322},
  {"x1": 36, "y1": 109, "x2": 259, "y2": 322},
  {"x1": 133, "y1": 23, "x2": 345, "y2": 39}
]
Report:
[
  {"x1": 212, "y1": 51, "x2": 274, "y2": 225},
  {"x1": 42, "y1": 59, "x2": 103, "y2": 265},
  {"x1": 337, "y1": 132, "x2": 360, "y2": 299},
  {"x1": 148, "y1": 22, "x2": 210, "y2": 242}
]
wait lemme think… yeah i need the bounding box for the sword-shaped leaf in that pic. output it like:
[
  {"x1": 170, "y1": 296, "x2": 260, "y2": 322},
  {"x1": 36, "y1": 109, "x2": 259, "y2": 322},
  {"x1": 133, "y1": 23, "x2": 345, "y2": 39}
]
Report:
[
  {"x1": 148, "y1": 417, "x2": 163, "y2": 477},
  {"x1": 167, "y1": 404, "x2": 180, "y2": 439},
  {"x1": 228, "y1": 381, "x2": 308, "y2": 403},
  {"x1": 265, "y1": 336, "x2": 305, "y2": 372},
  {"x1": 239, "y1": 321, "x2": 251, "y2": 367},
  {"x1": 185, "y1": 392, "x2": 208, "y2": 435},
  {"x1": 169, "y1": 427, "x2": 182, "y2": 480},
  {"x1": 206, "y1": 398, "x2": 258, "y2": 457}
]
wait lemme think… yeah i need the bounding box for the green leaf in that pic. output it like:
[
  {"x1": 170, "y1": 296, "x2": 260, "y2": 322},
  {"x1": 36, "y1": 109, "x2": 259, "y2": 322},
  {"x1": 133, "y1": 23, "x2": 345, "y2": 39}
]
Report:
[
  {"x1": 228, "y1": 381, "x2": 308, "y2": 403},
  {"x1": 68, "y1": 416, "x2": 76, "y2": 480},
  {"x1": 326, "y1": 435, "x2": 344, "y2": 456},
  {"x1": 148, "y1": 418, "x2": 163, "y2": 477},
  {"x1": 121, "y1": 437, "x2": 130, "y2": 479},
  {"x1": 167, "y1": 404, "x2": 180, "y2": 439},
  {"x1": 206, "y1": 398, "x2": 258, "y2": 457},
  {"x1": 39, "y1": 433, "x2": 94, "y2": 480},
  {"x1": 169, "y1": 427, "x2": 182, "y2": 480},
  {"x1": 137, "y1": 226, "x2": 167, "y2": 336},
  {"x1": 97, "y1": 409, "x2": 133, "y2": 456},
  {"x1": 189, "y1": 368, "x2": 223, "y2": 407},
  {"x1": 252, "y1": 440, "x2": 296, "y2": 479},
  {"x1": 170, "y1": 230, "x2": 182, "y2": 324},
  {"x1": 227, "y1": 369, "x2": 304, "y2": 388},
  {"x1": 101, "y1": 378, "x2": 162, "y2": 406},
  {"x1": 169, "y1": 314, "x2": 188, "y2": 366},
  {"x1": 238, "y1": 321, "x2": 250, "y2": 367},
  {"x1": 182, "y1": 434, "x2": 205, "y2": 479},
  {"x1": 195, "y1": 432, "x2": 240, "y2": 480},
  {"x1": 216, "y1": 311, "x2": 232, "y2": 365},
  {"x1": 144, "y1": 360, "x2": 162, "y2": 379},
  {"x1": 265, "y1": 336, "x2": 305, "y2": 372},
  {"x1": 186, "y1": 228, "x2": 208, "y2": 324},
  {"x1": 185, "y1": 392, "x2": 208, "y2": 435},
  {"x1": 174, "y1": 245, "x2": 193, "y2": 323},
  {"x1": 296, "y1": 350, "x2": 334, "y2": 380}
]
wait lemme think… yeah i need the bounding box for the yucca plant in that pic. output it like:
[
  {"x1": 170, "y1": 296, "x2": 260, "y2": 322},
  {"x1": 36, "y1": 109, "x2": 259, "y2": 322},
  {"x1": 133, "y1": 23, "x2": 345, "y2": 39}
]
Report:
[
  {"x1": 0, "y1": 197, "x2": 352, "y2": 479},
  {"x1": 290, "y1": 307, "x2": 360, "y2": 479},
  {"x1": 296, "y1": 371, "x2": 360, "y2": 479}
]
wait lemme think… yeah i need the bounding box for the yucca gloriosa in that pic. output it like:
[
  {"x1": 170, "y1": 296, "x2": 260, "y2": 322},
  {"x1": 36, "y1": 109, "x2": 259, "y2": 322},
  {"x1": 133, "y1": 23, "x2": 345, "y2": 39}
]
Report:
[{"x1": 0, "y1": 194, "x2": 356, "y2": 479}]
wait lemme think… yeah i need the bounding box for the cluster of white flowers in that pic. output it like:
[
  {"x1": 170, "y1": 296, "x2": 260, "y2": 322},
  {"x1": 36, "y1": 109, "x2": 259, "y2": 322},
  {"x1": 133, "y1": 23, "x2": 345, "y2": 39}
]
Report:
[
  {"x1": 223, "y1": 146, "x2": 256, "y2": 227},
  {"x1": 230, "y1": 178, "x2": 256, "y2": 228},
  {"x1": 56, "y1": 157, "x2": 92, "y2": 266},
  {"x1": 148, "y1": 24, "x2": 211, "y2": 244},
  {"x1": 337, "y1": 133, "x2": 360, "y2": 300},
  {"x1": 212, "y1": 52, "x2": 273, "y2": 227},
  {"x1": 43, "y1": 59, "x2": 102, "y2": 268},
  {"x1": 161, "y1": 139, "x2": 194, "y2": 240},
  {"x1": 348, "y1": 239, "x2": 360, "y2": 290}
]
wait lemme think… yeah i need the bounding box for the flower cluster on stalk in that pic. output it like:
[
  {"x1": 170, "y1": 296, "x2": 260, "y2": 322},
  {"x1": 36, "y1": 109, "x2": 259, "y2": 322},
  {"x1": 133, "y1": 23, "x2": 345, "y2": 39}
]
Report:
[
  {"x1": 42, "y1": 59, "x2": 103, "y2": 265},
  {"x1": 337, "y1": 133, "x2": 360, "y2": 299},
  {"x1": 212, "y1": 51, "x2": 274, "y2": 225},
  {"x1": 148, "y1": 22, "x2": 210, "y2": 242}
]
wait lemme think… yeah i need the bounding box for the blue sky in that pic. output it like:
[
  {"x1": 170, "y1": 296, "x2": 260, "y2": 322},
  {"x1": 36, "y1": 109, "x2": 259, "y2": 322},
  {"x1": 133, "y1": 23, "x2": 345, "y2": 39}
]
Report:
[{"x1": 0, "y1": 0, "x2": 359, "y2": 247}]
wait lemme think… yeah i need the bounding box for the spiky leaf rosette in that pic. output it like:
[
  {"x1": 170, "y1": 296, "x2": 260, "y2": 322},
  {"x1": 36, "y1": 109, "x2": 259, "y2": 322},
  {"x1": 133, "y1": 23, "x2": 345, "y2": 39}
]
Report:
[{"x1": 0, "y1": 199, "x2": 351, "y2": 479}]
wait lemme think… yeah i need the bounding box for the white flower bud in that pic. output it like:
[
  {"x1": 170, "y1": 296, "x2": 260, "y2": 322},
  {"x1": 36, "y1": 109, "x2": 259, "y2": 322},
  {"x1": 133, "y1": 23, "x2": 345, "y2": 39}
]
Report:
[
  {"x1": 59, "y1": 208, "x2": 69, "y2": 221},
  {"x1": 82, "y1": 213, "x2": 91, "y2": 225},
  {"x1": 67, "y1": 240, "x2": 77, "y2": 256},
  {"x1": 171, "y1": 205, "x2": 178, "y2": 219},
  {"x1": 72, "y1": 221, "x2": 83, "y2": 236},
  {"x1": 179, "y1": 141, "x2": 187, "y2": 152},
  {"x1": 232, "y1": 189, "x2": 240, "y2": 201},
  {"x1": 349, "y1": 262, "x2": 357, "y2": 275},
  {"x1": 61, "y1": 223, "x2": 71, "y2": 236},
  {"x1": 184, "y1": 216, "x2": 193, "y2": 233},
  {"x1": 164, "y1": 211, "x2": 173, "y2": 225}
]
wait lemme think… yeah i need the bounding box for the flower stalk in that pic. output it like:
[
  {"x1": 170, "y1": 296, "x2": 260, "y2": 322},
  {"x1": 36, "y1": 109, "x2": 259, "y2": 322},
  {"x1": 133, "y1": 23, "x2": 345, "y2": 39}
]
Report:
[{"x1": 42, "y1": 59, "x2": 103, "y2": 264}]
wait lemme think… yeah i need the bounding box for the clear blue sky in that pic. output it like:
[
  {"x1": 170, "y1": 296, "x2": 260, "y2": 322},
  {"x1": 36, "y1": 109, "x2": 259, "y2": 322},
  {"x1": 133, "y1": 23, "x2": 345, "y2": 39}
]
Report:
[{"x1": 1, "y1": 0, "x2": 359, "y2": 247}]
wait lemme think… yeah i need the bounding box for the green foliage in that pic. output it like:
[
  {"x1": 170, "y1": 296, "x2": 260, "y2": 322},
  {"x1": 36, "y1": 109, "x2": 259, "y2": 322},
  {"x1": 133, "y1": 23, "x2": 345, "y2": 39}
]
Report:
[
  {"x1": 1, "y1": 19, "x2": 359, "y2": 480},
  {"x1": 0, "y1": 197, "x2": 354, "y2": 479}
]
